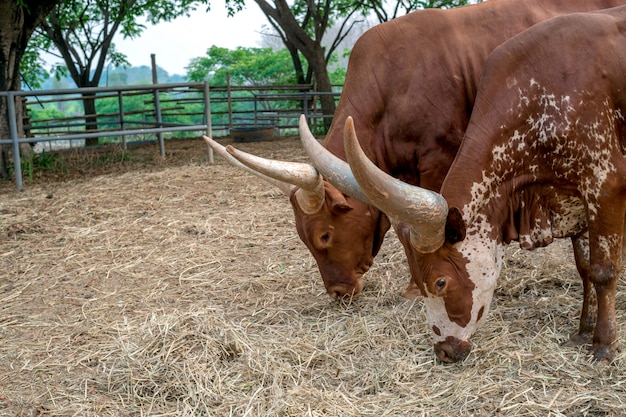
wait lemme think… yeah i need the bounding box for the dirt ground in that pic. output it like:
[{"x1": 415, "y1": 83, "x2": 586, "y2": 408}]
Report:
[{"x1": 0, "y1": 137, "x2": 625, "y2": 416}]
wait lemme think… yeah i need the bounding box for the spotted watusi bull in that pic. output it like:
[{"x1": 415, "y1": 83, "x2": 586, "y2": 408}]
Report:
[
  {"x1": 341, "y1": 5, "x2": 626, "y2": 363},
  {"x1": 205, "y1": 0, "x2": 626, "y2": 301}
]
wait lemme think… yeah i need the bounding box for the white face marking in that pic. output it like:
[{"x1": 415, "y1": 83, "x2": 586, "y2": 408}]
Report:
[
  {"x1": 423, "y1": 293, "x2": 469, "y2": 343},
  {"x1": 424, "y1": 216, "x2": 504, "y2": 345}
]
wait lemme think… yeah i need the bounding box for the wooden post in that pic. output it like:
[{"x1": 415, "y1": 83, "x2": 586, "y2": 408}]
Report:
[{"x1": 151, "y1": 54, "x2": 165, "y2": 157}]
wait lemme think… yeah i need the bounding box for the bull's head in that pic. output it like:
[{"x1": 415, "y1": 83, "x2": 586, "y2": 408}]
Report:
[
  {"x1": 202, "y1": 116, "x2": 391, "y2": 300},
  {"x1": 340, "y1": 116, "x2": 501, "y2": 363}
]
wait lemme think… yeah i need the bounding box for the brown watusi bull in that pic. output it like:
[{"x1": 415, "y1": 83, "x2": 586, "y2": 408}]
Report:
[
  {"x1": 342, "y1": 5, "x2": 626, "y2": 363},
  {"x1": 205, "y1": 0, "x2": 626, "y2": 300}
]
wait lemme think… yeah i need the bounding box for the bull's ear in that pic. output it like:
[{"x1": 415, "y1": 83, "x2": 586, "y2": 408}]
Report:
[
  {"x1": 445, "y1": 207, "x2": 466, "y2": 244},
  {"x1": 331, "y1": 199, "x2": 353, "y2": 213},
  {"x1": 371, "y1": 212, "x2": 391, "y2": 257},
  {"x1": 324, "y1": 182, "x2": 353, "y2": 213}
]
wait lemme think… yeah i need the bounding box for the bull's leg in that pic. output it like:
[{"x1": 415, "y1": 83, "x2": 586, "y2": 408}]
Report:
[
  {"x1": 585, "y1": 194, "x2": 625, "y2": 362},
  {"x1": 590, "y1": 272, "x2": 619, "y2": 362},
  {"x1": 564, "y1": 233, "x2": 596, "y2": 347}
]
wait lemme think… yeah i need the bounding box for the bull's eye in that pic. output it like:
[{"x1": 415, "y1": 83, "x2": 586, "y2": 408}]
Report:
[
  {"x1": 320, "y1": 232, "x2": 330, "y2": 243},
  {"x1": 435, "y1": 278, "x2": 446, "y2": 293}
]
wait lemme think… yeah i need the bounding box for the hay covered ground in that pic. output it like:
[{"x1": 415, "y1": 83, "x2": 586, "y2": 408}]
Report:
[{"x1": 1, "y1": 137, "x2": 625, "y2": 416}]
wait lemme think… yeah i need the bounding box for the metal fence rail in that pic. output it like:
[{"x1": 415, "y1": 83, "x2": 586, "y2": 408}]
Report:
[
  {"x1": 1, "y1": 82, "x2": 212, "y2": 190},
  {"x1": 1, "y1": 82, "x2": 341, "y2": 190}
]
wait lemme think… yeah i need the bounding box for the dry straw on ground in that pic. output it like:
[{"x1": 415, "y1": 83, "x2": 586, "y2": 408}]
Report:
[{"x1": 1, "y1": 137, "x2": 625, "y2": 416}]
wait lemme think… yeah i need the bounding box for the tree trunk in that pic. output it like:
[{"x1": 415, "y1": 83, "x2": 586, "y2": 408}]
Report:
[
  {"x1": 83, "y1": 94, "x2": 99, "y2": 147},
  {"x1": 0, "y1": 0, "x2": 57, "y2": 179},
  {"x1": 42, "y1": 4, "x2": 122, "y2": 148},
  {"x1": 253, "y1": 0, "x2": 340, "y2": 131},
  {"x1": 310, "y1": 48, "x2": 335, "y2": 130},
  {"x1": 285, "y1": 42, "x2": 306, "y2": 85}
]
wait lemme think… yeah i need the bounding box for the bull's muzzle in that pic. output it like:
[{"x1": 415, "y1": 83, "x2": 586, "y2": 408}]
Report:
[
  {"x1": 434, "y1": 337, "x2": 472, "y2": 363},
  {"x1": 327, "y1": 280, "x2": 364, "y2": 300}
]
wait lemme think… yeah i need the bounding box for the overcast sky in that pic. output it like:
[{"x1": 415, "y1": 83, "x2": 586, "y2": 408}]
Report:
[{"x1": 114, "y1": 0, "x2": 267, "y2": 75}]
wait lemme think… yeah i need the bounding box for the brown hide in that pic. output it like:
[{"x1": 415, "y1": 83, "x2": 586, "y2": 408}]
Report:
[
  {"x1": 223, "y1": 0, "x2": 626, "y2": 301},
  {"x1": 323, "y1": 0, "x2": 626, "y2": 192},
  {"x1": 442, "y1": 6, "x2": 626, "y2": 239},
  {"x1": 397, "y1": 223, "x2": 473, "y2": 326},
  {"x1": 306, "y1": 0, "x2": 626, "y2": 298},
  {"x1": 502, "y1": 186, "x2": 587, "y2": 249},
  {"x1": 291, "y1": 183, "x2": 390, "y2": 299},
  {"x1": 421, "y1": 6, "x2": 626, "y2": 362}
]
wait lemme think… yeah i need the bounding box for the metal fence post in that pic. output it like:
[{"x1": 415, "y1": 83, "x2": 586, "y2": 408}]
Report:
[
  {"x1": 254, "y1": 94, "x2": 258, "y2": 125},
  {"x1": 303, "y1": 91, "x2": 309, "y2": 126},
  {"x1": 203, "y1": 82, "x2": 213, "y2": 163},
  {"x1": 153, "y1": 87, "x2": 165, "y2": 157},
  {"x1": 7, "y1": 92, "x2": 23, "y2": 190},
  {"x1": 118, "y1": 90, "x2": 126, "y2": 150}
]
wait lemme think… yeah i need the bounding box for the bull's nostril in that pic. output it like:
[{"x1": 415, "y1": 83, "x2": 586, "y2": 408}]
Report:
[
  {"x1": 434, "y1": 337, "x2": 471, "y2": 363},
  {"x1": 328, "y1": 283, "x2": 362, "y2": 300},
  {"x1": 328, "y1": 286, "x2": 349, "y2": 300},
  {"x1": 435, "y1": 347, "x2": 454, "y2": 363}
]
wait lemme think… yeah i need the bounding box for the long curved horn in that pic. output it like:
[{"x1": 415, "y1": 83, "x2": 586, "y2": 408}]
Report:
[
  {"x1": 203, "y1": 136, "x2": 293, "y2": 195},
  {"x1": 343, "y1": 117, "x2": 448, "y2": 253},
  {"x1": 225, "y1": 143, "x2": 325, "y2": 215},
  {"x1": 299, "y1": 115, "x2": 372, "y2": 205}
]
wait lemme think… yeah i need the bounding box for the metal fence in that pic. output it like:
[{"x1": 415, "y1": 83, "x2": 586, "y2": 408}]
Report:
[
  {"x1": 1, "y1": 82, "x2": 341, "y2": 190},
  {"x1": 1, "y1": 82, "x2": 211, "y2": 190},
  {"x1": 207, "y1": 84, "x2": 339, "y2": 134}
]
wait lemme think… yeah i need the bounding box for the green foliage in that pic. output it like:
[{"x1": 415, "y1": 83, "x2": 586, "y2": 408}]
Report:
[
  {"x1": 187, "y1": 45, "x2": 347, "y2": 87},
  {"x1": 38, "y1": 0, "x2": 209, "y2": 88},
  {"x1": 12, "y1": 150, "x2": 66, "y2": 183},
  {"x1": 329, "y1": 66, "x2": 347, "y2": 87},
  {"x1": 186, "y1": 46, "x2": 298, "y2": 86},
  {"x1": 417, "y1": 0, "x2": 472, "y2": 8},
  {"x1": 28, "y1": 105, "x2": 67, "y2": 122},
  {"x1": 185, "y1": 45, "x2": 336, "y2": 130},
  {"x1": 327, "y1": 48, "x2": 348, "y2": 86},
  {"x1": 20, "y1": 34, "x2": 52, "y2": 90},
  {"x1": 365, "y1": 0, "x2": 478, "y2": 22},
  {"x1": 33, "y1": 0, "x2": 211, "y2": 146}
]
